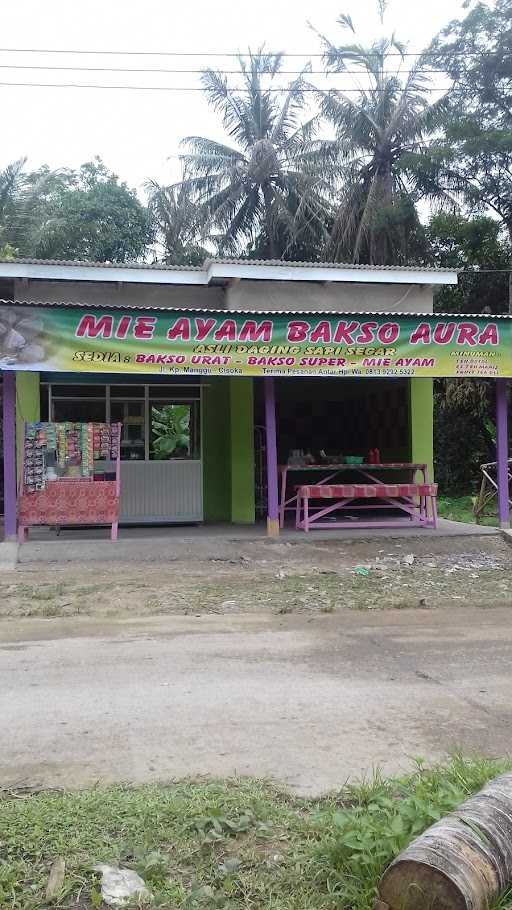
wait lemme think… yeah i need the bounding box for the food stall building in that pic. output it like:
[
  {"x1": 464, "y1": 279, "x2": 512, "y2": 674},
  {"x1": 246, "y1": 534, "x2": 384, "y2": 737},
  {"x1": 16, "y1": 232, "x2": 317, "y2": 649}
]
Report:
[{"x1": 2, "y1": 256, "x2": 508, "y2": 539}]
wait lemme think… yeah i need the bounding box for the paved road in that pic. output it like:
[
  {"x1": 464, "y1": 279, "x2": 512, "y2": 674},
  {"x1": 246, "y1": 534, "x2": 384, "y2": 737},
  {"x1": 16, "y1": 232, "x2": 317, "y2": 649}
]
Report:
[{"x1": 1, "y1": 609, "x2": 511, "y2": 794}]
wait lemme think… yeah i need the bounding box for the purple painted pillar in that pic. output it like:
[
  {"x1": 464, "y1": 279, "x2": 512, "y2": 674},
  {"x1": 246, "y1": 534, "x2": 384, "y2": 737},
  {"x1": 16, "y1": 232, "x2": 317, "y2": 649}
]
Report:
[
  {"x1": 2, "y1": 371, "x2": 17, "y2": 540},
  {"x1": 264, "y1": 377, "x2": 279, "y2": 536},
  {"x1": 496, "y1": 378, "x2": 510, "y2": 529}
]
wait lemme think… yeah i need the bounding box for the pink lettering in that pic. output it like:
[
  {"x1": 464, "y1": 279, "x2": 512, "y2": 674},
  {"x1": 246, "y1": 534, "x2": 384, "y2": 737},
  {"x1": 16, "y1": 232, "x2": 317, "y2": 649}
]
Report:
[
  {"x1": 456, "y1": 322, "x2": 478, "y2": 346},
  {"x1": 356, "y1": 322, "x2": 377, "y2": 344},
  {"x1": 114, "y1": 316, "x2": 132, "y2": 339},
  {"x1": 214, "y1": 319, "x2": 236, "y2": 342},
  {"x1": 409, "y1": 323, "x2": 431, "y2": 345},
  {"x1": 134, "y1": 317, "x2": 156, "y2": 340},
  {"x1": 333, "y1": 321, "x2": 359, "y2": 344},
  {"x1": 310, "y1": 321, "x2": 331, "y2": 344},
  {"x1": 433, "y1": 322, "x2": 456, "y2": 345},
  {"x1": 287, "y1": 321, "x2": 310, "y2": 342},
  {"x1": 75, "y1": 314, "x2": 113, "y2": 339},
  {"x1": 478, "y1": 323, "x2": 499, "y2": 346},
  {"x1": 195, "y1": 317, "x2": 216, "y2": 341},
  {"x1": 239, "y1": 320, "x2": 272, "y2": 342},
  {"x1": 167, "y1": 317, "x2": 191, "y2": 341},
  {"x1": 377, "y1": 323, "x2": 399, "y2": 344}
]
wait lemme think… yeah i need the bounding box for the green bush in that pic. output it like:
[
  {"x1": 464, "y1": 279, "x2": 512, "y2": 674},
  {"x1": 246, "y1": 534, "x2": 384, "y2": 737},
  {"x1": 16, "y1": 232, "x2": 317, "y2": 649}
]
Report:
[{"x1": 434, "y1": 378, "x2": 496, "y2": 495}]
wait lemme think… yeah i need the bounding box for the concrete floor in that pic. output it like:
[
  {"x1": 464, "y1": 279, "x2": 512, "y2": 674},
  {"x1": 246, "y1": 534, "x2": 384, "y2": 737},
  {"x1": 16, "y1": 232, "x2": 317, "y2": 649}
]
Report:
[
  {"x1": 1, "y1": 607, "x2": 511, "y2": 795},
  {"x1": 14, "y1": 518, "x2": 498, "y2": 566}
]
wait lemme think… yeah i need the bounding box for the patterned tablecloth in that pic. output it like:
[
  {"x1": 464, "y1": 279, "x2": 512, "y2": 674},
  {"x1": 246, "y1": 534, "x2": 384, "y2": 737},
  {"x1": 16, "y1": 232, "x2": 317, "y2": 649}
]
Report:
[{"x1": 18, "y1": 481, "x2": 119, "y2": 526}]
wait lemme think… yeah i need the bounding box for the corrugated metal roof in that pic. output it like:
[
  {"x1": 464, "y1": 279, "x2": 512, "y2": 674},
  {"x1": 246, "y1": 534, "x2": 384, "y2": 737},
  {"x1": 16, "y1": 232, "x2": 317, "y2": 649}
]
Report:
[
  {"x1": 0, "y1": 256, "x2": 455, "y2": 275},
  {"x1": 0, "y1": 257, "x2": 203, "y2": 271},
  {"x1": 2, "y1": 299, "x2": 507, "y2": 318},
  {"x1": 204, "y1": 258, "x2": 456, "y2": 274}
]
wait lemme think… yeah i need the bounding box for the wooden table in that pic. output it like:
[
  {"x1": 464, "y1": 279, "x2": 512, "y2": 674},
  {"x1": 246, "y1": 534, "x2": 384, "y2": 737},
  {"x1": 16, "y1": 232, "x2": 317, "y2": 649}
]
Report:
[{"x1": 279, "y1": 463, "x2": 429, "y2": 529}]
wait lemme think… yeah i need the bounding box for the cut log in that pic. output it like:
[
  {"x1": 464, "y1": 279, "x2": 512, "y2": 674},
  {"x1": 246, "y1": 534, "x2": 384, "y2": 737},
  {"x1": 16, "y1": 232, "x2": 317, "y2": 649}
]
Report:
[{"x1": 379, "y1": 773, "x2": 512, "y2": 910}]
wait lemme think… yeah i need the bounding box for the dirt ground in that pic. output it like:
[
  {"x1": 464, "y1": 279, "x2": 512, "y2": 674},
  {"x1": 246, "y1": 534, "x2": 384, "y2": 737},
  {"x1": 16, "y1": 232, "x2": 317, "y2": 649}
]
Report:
[
  {"x1": 4, "y1": 603, "x2": 512, "y2": 793},
  {"x1": 2, "y1": 532, "x2": 512, "y2": 794},
  {"x1": 1, "y1": 532, "x2": 511, "y2": 618}
]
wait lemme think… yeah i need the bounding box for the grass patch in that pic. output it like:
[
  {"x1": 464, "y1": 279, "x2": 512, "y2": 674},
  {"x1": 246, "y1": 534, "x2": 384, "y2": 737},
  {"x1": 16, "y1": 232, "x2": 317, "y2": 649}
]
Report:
[
  {"x1": 3, "y1": 561, "x2": 512, "y2": 618},
  {"x1": 437, "y1": 494, "x2": 498, "y2": 527},
  {"x1": 1, "y1": 755, "x2": 510, "y2": 910}
]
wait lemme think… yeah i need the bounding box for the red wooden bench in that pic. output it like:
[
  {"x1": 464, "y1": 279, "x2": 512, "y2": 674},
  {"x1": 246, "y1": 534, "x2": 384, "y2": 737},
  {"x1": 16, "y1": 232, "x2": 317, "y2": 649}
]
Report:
[{"x1": 296, "y1": 482, "x2": 438, "y2": 531}]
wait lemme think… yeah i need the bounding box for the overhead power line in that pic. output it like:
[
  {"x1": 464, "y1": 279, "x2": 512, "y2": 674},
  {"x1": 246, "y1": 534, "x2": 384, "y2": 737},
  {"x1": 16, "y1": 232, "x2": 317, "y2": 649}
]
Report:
[
  {"x1": 0, "y1": 81, "x2": 453, "y2": 92},
  {"x1": 0, "y1": 63, "x2": 447, "y2": 75},
  {"x1": 0, "y1": 47, "x2": 481, "y2": 58}
]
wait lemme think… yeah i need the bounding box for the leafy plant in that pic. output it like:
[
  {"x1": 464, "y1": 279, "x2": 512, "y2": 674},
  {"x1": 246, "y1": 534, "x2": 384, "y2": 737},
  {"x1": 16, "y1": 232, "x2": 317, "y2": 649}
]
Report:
[
  {"x1": 314, "y1": 755, "x2": 502, "y2": 910},
  {"x1": 434, "y1": 377, "x2": 496, "y2": 494},
  {"x1": 151, "y1": 404, "x2": 191, "y2": 460},
  {"x1": 0, "y1": 157, "x2": 153, "y2": 263},
  {"x1": 192, "y1": 808, "x2": 258, "y2": 844},
  {"x1": 184, "y1": 881, "x2": 234, "y2": 909},
  {"x1": 428, "y1": 212, "x2": 511, "y2": 316},
  {"x1": 132, "y1": 848, "x2": 171, "y2": 884},
  {"x1": 428, "y1": 0, "x2": 512, "y2": 271}
]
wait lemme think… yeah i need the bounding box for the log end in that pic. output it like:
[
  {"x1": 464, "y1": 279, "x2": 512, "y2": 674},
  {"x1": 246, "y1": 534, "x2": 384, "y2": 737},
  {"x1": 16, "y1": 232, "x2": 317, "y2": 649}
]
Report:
[{"x1": 379, "y1": 860, "x2": 467, "y2": 910}]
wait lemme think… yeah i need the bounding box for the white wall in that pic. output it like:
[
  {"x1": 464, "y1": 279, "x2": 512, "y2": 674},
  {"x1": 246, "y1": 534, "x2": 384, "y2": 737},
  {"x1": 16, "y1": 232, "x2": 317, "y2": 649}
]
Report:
[
  {"x1": 15, "y1": 279, "x2": 224, "y2": 310},
  {"x1": 15, "y1": 277, "x2": 434, "y2": 314},
  {"x1": 225, "y1": 280, "x2": 433, "y2": 313}
]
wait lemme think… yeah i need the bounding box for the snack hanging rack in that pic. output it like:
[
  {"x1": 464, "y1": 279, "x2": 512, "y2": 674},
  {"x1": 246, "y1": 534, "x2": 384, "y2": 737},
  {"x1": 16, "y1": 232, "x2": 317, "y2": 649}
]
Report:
[{"x1": 18, "y1": 422, "x2": 121, "y2": 542}]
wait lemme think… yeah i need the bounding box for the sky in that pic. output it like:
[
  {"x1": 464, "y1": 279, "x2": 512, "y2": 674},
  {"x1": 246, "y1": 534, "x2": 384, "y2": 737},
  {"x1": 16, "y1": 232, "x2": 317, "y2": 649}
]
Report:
[{"x1": 2, "y1": 0, "x2": 468, "y2": 199}]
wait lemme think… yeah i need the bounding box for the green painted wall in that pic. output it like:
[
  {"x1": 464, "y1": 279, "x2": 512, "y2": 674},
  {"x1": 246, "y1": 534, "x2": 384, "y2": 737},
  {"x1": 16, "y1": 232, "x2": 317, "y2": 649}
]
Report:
[
  {"x1": 229, "y1": 378, "x2": 255, "y2": 523},
  {"x1": 16, "y1": 372, "x2": 40, "y2": 465},
  {"x1": 410, "y1": 378, "x2": 434, "y2": 480},
  {"x1": 12, "y1": 373, "x2": 254, "y2": 525},
  {"x1": 202, "y1": 378, "x2": 255, "y2": 524},
  {"x1": 202, "y1": 378, "x2": 231, "y2": 522}
]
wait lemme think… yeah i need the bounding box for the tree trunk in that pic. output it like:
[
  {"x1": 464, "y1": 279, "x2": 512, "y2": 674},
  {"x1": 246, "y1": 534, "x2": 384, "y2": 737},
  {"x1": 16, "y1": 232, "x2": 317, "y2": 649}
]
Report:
[
  {"x1": 378, "y1": 773, "x2": 512, "y2": 910},
  {"x1": 507, "y1": 226, "x2": 512, "y2": 314},
  {"x1": 262, "y1": 185, "x2": 276, "y2": 259}
]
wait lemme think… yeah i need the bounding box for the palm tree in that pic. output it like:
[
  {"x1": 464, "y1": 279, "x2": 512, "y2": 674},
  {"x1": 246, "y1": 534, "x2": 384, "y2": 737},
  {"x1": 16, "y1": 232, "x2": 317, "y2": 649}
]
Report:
[
  {"x1": 0, "y1": 160, "x2": 73, "y2": 259},
  {"x1": 0, "y1": 159, "x2": 28, "y2": 257},
  {"x1": 146, "y1": 178, "x2": 207, "y2": 265},
  {"x1": 180, "y1": 50, "x2": 331, "y2": 259},
  {"x1": 311, "y1": 10, "x2": 447, "y2": 264}
]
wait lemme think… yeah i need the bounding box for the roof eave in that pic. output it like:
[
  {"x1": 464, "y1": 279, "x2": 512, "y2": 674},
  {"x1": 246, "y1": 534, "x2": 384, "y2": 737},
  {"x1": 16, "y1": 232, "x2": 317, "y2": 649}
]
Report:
[
  {"x1": 206, "y1": 261, "x2": 458, "y2": 286},
  {"x1": 0, "y1": 259, "x2": 458, "y2": 287},
  {"x1": 6, "y1": 300, "x2": 496, "y2": 318},
  {"x1": 0, "y1": 261, "x2": 207, "y2": 285}
]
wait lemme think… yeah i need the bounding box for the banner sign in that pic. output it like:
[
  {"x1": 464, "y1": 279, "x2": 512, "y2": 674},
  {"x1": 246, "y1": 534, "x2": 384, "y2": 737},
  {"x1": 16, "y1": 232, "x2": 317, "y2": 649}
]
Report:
[{"x1": 0, "y1": 304, "x2": 510, "y2": 378}]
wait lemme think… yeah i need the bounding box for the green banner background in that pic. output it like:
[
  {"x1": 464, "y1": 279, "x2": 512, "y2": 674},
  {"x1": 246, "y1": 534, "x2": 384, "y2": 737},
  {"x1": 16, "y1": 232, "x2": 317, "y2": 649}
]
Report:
[{"x1": 0, "y1": 304, "x2": 509, "y2": 378}]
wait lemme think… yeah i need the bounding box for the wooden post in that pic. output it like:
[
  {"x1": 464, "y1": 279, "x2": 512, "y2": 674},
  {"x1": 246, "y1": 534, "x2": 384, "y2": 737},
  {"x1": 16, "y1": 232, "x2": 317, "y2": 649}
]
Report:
[
  {"x1": 2, "y1": 371, "x2": 17, "y2": 540},
  {"x1": 496, "y1": 378, "x2": 510, "y2": 529},
  {"x1": 264, "y1": 378, "x2": 279, "y2": 537}
]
